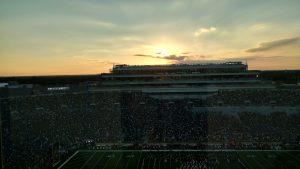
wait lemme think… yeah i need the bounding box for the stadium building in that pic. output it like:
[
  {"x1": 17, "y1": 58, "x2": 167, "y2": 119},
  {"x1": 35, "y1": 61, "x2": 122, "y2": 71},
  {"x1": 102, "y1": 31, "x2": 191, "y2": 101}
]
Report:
[
  {"x1": 97, "y1": 62, "x2": 272, "y2": 99},
  {"x1": 1, "y1": 62, "x2": 300, "y2": 169}
]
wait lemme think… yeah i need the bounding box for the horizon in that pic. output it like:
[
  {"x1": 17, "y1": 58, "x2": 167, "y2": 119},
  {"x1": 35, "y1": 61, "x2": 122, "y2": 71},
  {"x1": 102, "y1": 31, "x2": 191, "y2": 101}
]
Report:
[{"x1": 1, "y1": 0, "x2": 300, "y2": 76}]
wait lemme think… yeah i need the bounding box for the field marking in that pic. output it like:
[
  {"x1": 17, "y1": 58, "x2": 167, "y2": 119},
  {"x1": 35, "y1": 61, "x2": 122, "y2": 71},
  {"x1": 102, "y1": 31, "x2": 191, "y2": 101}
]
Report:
[
  {"x1": 102, "y1": 153, "x2": 113, "y2": 169},
  {"x1": 169, "y1": 154, "x2": 171, "y2": 169},
  {"x1": 58, "y1": 151, "x2": 79, "y2": 169},
  {"x1": 123, "y1": 155, "x2": 131, "y2": 169},
  {"x1": 251, "y1": 153, "x2": 266, "y2": 169},
  {"x1": 257, "y1": 151, "x2": 275, "y2": 169},
  {"x1": 158, "y1": 156, "x2": 161, "y2": 169},
  {"x1": 113, "y1": 153, "x2": 123, "y2": 169},
  {"x1": 243, "y1": 151, "x2": 264, "y2": 169},
  {"x1": 80, "y1": 152, "x2": 96, "y2": 169},
  {"x1": 153, "y1": 158, "x2": 157, "y2": 169},
  {"x1": 283, "y1": 151, "x2": 300, "y2": 168},
  {"x1": 237, "y1": 152, "x2": 254, "y2": 169},
  {"x1": 63, "y1": 150, "x2": 300, "y2": 169},
  {"x1": 135, "y1": 151, "x2": 142, "y2": 169},
  {"x1": 214, "y1": 152, "x2": 230, "y2": 169},
  {"x1": 238, "y1": 158, "x2": 249, "y2": 169},
  {"x1": 78, "y1": 149, "x2": 300, "y2": 152},
  {"x1": 285, "y1": 151, "x2": 300, "y2": 163},
  {"x1": 91, "y1": 152, "x2": 105, "y2": 169},
  {"x1": 147, "y1": 157, "x2": 151, "y2": 169},
  {"x1": 141, "y1": 157, "x2": 145, "y2": 169}
]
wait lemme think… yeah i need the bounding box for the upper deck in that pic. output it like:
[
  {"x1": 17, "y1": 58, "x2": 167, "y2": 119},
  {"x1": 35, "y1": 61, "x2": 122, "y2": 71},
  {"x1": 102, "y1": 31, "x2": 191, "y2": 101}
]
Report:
[{"x1": 112, "y1": 62, "x2": 248, "y2": 74}]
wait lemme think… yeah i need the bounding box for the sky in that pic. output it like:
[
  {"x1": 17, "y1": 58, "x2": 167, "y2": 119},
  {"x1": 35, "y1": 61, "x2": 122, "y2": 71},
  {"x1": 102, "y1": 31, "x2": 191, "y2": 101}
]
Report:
[{"x1": 0, "y1": 0, "x2": 300, "y2": 76}]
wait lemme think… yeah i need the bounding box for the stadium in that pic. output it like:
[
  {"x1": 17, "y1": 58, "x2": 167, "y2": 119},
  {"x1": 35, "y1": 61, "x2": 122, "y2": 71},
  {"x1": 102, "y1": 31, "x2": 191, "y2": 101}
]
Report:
[{"x1": 1, "y1": 62, "x2": 300, "y2": 169}]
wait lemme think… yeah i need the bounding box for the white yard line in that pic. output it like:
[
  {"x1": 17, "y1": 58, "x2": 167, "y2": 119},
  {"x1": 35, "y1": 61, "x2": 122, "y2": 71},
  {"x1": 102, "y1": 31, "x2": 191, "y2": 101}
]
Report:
[
  {"x1": 113, "y1": 154, "x2": 123, "y2": 169},
  {"x1": 169, "y1": 155, "x2": 171, "y2": 169},
  {"x1": 147, "y1": 157, "x2": 151, "y2": 169},
  {"x1": 153, "y1": 158, "x2": 157, "y2": 169},
  {"x1": 252, "y1": 155, "x2": 265, "y2": 169},
  {"x1": 80, "y1": 152, "x2": 96, "y2": 169},
  {"x1": 237, "y1": 152, "x2": 253, "y2": 169},
  {"x1": 141, "y1": 158, "x2": 145, "y2": 169},
  {"x1": 58, "y1": 151, "x2": 79, "y2": 169},
  {"x1": 284, "y1": 151, "x2": 300, "y2": 168},
  {"x1": 124, "y1": 156, "x2": 131, "y2": 169},
  {"x1": 136, "y1": 152, "x2": 142, "y2": 169},
  {"x1": 78, "y1": 149, "x2": 300, "y2": 152},
  {"x1": 91, "y1": 152, "x2": 105, "y2": 169},
  {"x1": 257, "y1": 152, "x2": 275, "y2": 168},
  {"x1": 102, "y1": 154, "x2": 113, "y2": 169}
]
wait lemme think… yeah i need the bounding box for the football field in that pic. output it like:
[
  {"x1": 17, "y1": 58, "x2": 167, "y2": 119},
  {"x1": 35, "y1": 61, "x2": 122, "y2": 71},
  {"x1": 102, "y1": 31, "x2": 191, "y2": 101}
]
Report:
[{"x1": 58, "y1": 150, "x2": 300, "y2": 169}]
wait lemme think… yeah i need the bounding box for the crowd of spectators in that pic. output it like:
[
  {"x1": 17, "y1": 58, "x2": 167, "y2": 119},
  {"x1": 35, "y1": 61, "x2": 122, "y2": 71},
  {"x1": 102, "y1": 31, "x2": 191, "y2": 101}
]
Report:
[
  {"x1": 205, "y1": 89, "x2": 300, "y2": 106},
  {"x1": 2, "y1": 91, "x2": 122, "y2": 169},
  {"x1": 1, "y1": 89, "x2": 300, "y2": 169}
]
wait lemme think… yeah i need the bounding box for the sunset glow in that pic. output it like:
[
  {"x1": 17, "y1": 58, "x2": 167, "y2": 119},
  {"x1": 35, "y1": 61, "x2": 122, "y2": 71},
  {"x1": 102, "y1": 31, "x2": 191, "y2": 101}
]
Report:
[
  {"x1": 0, "y1": 0, "x2": 300, "y2": 76},
  {"x1": 155, "y1": 48, "x2": 171, "y2": 57}
]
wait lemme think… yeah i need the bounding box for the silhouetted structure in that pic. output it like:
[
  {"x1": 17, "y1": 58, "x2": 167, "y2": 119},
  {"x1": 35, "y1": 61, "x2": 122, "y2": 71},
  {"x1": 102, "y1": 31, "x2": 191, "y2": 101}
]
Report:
[{"x1": 0, "y1": 62, "x2": 299, "y2": 169}]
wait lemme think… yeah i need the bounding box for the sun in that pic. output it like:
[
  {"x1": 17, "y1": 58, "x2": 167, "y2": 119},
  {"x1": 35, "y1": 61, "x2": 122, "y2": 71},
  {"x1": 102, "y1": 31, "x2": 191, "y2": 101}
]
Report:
[
  {"x1": 154, "y1": 48, "x2": 171, "y2": 57},
  {"x1": 152, "y1": 43, "x2": 184, "y2": 57},
  {"x1": 160, "y1": 50, "x2": 170, "y2": 57}
]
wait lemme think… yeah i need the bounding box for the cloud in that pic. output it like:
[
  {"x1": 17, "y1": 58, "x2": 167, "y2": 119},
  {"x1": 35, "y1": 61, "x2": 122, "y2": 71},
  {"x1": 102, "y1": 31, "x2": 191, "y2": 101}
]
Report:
[
  {"x1": 194, "y1": 27, "x2": 217, "y2": 36},
  {"x1": 250, "y1": 24, "x2": 267, "y2": 32},
  {"x1": 164, "y1": 55, "x2": 186, "y2": 61},
  {"x1": 222, "y1": 55, "x2": 285, "y2": 62},
  {"x1": 81, "y1": 19, "x2": 116, "y2": 28},
  {"x1": 135, "y1": 53, "x2": 215, "y2": 63},
  {"x1": 135, "y1": 54, "x2": 186, "y2": 61},
  {"x1": 185, "y1": 54, "x2": 211, "y2": 60},
  {"x1": 245, "y1": 37, "x2": 300, "y2": 52},
  {"x1": 180, "y1": 55, "x2": 295, "y2": 65},
  {"x1": 72, "y1": 55, "x2": 119, "y2": 65},
  {"x1": 181, "y1": 52, "x2": 190, "y2": 55}
]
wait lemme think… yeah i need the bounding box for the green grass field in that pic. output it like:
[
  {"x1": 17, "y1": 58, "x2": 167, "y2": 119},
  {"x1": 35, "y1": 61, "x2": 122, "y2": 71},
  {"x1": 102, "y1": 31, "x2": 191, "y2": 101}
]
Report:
[{"x1": 58, "y1": 150, "x2": 300, "y2": 169}]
